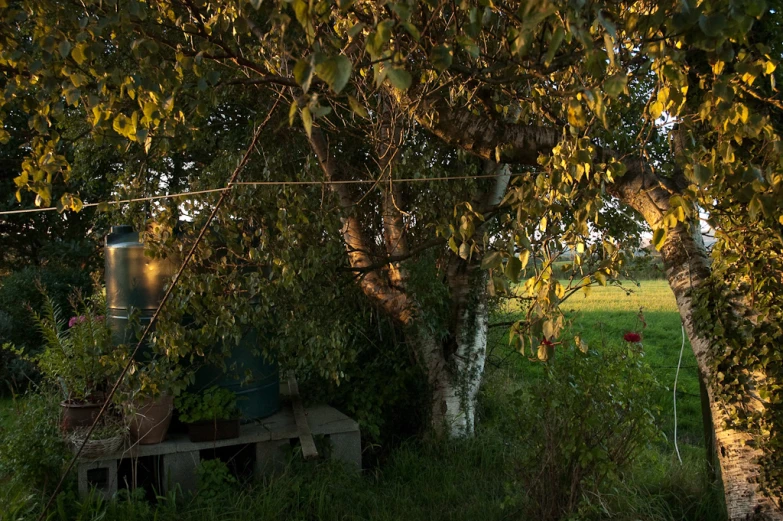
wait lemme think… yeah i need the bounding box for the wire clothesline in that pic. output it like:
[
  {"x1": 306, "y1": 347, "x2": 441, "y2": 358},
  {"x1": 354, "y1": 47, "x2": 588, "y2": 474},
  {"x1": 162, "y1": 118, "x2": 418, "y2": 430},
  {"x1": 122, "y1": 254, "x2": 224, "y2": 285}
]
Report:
[{"x1": 0, "y1": 173, "x2": 519, "y2": 216}]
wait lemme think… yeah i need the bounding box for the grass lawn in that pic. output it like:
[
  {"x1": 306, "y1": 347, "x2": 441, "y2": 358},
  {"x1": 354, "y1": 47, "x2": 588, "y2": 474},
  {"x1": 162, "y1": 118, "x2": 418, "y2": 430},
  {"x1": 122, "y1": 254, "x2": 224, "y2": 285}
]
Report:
[
  {"x1": 1, "y1": 279, "x2": 723, "y2": 521},
  {"x1": 489, "y1": 279, "x2": 705, "y2": 447},
  {"x1": 0, "y1": 395, "x2": 12, "y2": 426}
]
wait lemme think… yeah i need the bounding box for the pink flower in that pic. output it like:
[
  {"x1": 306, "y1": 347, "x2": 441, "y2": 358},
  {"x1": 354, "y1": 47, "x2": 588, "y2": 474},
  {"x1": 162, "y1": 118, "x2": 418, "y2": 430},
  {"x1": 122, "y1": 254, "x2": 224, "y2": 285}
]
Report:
[
  {"x1": 623, "y1": 332, "x2": 642, "y2": 343},
  {"x1": 68, "y1": 316, "x2": 87, "y2": 328}
]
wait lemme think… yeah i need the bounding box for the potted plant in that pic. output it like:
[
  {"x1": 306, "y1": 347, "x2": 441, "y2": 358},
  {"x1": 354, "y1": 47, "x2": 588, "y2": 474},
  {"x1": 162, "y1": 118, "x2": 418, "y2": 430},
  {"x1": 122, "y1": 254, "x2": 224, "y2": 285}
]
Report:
[
  {"x1": 67, "y1": 416, "x2": 128, "y2": 459},
  {"x1": 109, "y1": 356, "x2": 184, "y2": 446},
  {"x1": 175, "y1": 386, "x2": 240, "y2": 442},
  {"x1": 27, "y1": 291, "x2": 114, "y2": 431}
]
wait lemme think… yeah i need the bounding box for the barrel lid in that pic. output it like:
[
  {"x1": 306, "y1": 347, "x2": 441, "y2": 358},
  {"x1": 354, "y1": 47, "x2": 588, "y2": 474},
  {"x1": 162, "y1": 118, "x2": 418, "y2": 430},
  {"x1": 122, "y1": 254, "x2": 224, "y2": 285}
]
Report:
[{"x1": 106, "y1": 225, "x2": 141, "y2": 246}]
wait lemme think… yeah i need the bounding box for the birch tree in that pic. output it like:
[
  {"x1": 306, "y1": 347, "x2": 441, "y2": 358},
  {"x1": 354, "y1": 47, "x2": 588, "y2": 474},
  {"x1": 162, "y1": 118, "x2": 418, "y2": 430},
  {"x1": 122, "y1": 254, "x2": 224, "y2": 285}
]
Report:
[{"x1": 2, "y1": 0, "x2": 782, "y2": 517}]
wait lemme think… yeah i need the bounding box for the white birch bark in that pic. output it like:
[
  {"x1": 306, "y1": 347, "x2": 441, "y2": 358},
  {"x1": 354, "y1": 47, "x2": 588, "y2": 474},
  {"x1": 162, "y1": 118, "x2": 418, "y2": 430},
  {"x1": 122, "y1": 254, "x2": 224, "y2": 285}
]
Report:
[{"x1": 613, "y1": 167, "x2": 782, "y2": 521}]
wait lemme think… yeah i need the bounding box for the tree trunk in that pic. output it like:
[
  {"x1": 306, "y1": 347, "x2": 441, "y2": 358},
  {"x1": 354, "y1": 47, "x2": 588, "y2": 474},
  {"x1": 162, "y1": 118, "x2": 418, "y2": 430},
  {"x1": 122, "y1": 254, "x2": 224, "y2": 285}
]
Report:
[
  {"x1": 309, "y1": 123, "x2": 506, "y2": 437},
  {"x1": 614, "y1": 168, "x2": 783, "y2": 521},
  {"x1": 409, "y1": 258, "x2": 489, "y2": 437},
  {"x1": 403, "y1": 91, "x2": 783, "y2": 517}
]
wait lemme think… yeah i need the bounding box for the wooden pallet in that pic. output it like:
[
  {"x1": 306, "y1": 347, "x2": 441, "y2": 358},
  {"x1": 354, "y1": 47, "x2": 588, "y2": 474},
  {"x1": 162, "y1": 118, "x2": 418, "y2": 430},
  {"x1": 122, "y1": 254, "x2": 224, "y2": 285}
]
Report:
[{"x1": 76, "y1": 403, "x2": 361, "y2": 499}]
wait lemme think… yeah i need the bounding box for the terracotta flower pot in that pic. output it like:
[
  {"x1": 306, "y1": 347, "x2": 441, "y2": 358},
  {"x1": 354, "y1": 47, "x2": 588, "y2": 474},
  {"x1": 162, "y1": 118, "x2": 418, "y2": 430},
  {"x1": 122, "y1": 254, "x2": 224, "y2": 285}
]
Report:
[
  {"x1": 186, "y1": 418, "x2": 240, "y2": 443},
  {"x1": 129, "y1": 395, "x2": 174, "y2": 445},
  {"x1": 60, "y1": 400, "x2": 102, "y2": 432}
]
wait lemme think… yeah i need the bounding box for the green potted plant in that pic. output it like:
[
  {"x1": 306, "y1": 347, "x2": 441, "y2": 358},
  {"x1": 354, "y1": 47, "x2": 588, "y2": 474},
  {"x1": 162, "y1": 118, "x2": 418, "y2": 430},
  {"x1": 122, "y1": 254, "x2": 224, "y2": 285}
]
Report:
[
  {"x1": 27, "y1": 291, "x2": 114, "y2": 431},
  {"x1": 176, "y1": 386, "x2": 241, "y2": 442},
  {"x1": 106, "y1": 353, "x2": 186, "y2": 445},
  {"x1": 67, "y1": 416, "x2": 128, "y2": 459}
]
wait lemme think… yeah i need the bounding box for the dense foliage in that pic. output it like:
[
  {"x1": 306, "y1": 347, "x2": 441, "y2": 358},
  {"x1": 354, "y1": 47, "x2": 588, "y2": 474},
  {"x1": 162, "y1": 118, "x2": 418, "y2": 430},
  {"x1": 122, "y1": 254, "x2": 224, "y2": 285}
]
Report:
[
  {"x1": 176, "y1": 386, "x2": 240, "y2": 423},
  {"x1": 1, "y1": 0, "x2": 782, "y2": 516}
]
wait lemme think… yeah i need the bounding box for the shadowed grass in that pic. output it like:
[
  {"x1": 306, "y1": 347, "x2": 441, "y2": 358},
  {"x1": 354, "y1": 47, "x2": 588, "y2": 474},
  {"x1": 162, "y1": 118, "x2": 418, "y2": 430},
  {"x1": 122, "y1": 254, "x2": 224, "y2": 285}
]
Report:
[{"x1": 1, "y1": 280, "x2": 724, "y2": 521}]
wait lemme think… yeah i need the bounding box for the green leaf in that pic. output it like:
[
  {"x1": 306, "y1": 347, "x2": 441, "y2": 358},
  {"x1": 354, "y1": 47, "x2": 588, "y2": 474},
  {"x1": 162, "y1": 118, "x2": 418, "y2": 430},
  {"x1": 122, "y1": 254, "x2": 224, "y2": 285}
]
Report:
[
  {"x1": 597, "y1": 10, "x2": 617, "y2": 38},
  {"x1": 456, "y1": 36, "x2": 480, "y2": 59},
  {"x1": 505, "y1": 256, "x2": 522, "y2": 282},
  {"x1": 385, "y1": 67, "x2": 412, "y2": 90},
  {"x1": 693, "y1": 164, "x2": 711, "y2": 185},
  {"x1": 594, "y1": 271, "x2": 607, "y2": 286},
  {"x1": 746, "y1": 0, "x2": 767, "y2": 17},
  {"x1": 400, "y1": 22, "x2": 420, "y2": 41},
  {"x1": 301, "y1": 106, "x2": 313, "y2": 138},
  {"x1": 249, "y1": 0, "x2": 262, "y2": 9},
  {"x1": 430, "y1": 45, "x2": 453, "y2": 73},
  {"x1": 652, "y1": 228, "x2": 667, "y2": 251},
  {"x1": 604, "y1": 73, "x2": 627, "y2": 98},
  {"x1": 315, "y1": 55, "x2": 352, "y2": 94},
  {"x1": 388, "y1": 3, "x2": 411, "y2": 20},
  {"x1": 543, "y1": 27, "x2": 565, "y2": 67},
  {"x1": 294, "y1": 58, "x2": 315, "y2": 93},
  {"x1": 348, "y1": 96, "x2": 369, "y2": 118},
  {"x1": 699, "y1": 14, "x2": 727, "y2": 38},
  {"x1": 58, "y1": 40, "x2": 72, "y2": 59},
  {"x1": 64, "y1": 87, "x2": 81, "y2": 107},
  {"x1": 481, "y1": 251, "x2": 502, "y2": 270},
  {"x1": 293, "y1": 0, "x2": 310, "y2": 29},
  {"x1": 347, "y1": 22, "x2": 365, "y2": 38}
]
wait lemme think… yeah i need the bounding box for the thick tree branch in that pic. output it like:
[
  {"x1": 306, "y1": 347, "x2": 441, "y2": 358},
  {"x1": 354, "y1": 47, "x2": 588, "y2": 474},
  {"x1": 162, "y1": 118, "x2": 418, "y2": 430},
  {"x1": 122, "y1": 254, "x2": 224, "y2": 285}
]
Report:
[{"x1": 308, "y1": 126, "x2": 415, "y2": 324}]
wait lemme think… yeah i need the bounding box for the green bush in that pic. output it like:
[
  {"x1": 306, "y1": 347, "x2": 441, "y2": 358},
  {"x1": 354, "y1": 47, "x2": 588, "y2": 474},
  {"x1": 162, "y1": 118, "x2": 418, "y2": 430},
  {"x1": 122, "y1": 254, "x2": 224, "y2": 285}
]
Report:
[
  {"x1": 195, "y1": 459, "x2": 238, "y2": 503},
  {"x1": 0, "y1": 391, "x2": 69, "y2": 496},
  {"x1": 176, "y1": 387, "x2": 240, "y2": 423},
  {"x1": 27, "y1": 291, "x2": 113, "y2": 403},
  {"x1": 506, "y1": 342, "x2": 662, "y2": 521},
  {"x1": 0, "y1": 266, "x2": 93, "y2": 392}
]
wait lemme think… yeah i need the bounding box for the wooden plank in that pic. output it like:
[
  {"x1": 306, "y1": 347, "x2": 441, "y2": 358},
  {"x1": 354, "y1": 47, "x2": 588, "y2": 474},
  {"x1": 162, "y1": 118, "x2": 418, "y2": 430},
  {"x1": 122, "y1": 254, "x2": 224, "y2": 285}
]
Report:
[
  {"x1": 287, "y1": 372, "x2": 319, "y2": 460},
  {"x1": 79, "y1": 403, "x2": 355, "y2": 463}
]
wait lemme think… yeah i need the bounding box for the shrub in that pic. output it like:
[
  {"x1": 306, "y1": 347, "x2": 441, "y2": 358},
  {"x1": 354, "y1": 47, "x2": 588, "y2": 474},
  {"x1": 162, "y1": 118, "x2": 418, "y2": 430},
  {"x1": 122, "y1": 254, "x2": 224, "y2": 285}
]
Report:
[
  {"x1": 0, "y1": 391, "x2": 69, "y2": 496},
  {"x1": 176, "y1": 387, "x2": 240, "y2": 423},
  {"x1": 26, "y1": 290, "x2": 113, "y2": 403},
  {"x1": 195, "y1": 459, "x2": 238, "y2": 503},
  {"x1": 0, "y1": 265, "x2": 93, "y2": 393},
  {"x1": 508, "y1": 341, "x2": 662, "y2": 521}
]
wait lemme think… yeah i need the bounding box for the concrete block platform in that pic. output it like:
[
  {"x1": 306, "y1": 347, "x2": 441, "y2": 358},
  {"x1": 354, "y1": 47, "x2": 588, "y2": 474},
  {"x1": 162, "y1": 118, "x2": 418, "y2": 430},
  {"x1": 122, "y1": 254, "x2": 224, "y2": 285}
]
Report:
[{"x1": 77, "y1": 404, "x2": 360, "y2": 499}]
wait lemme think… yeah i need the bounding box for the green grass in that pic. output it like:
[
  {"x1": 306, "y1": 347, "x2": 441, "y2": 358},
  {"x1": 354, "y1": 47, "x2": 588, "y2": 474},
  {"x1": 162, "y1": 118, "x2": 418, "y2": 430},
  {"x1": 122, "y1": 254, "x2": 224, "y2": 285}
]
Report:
[
  {"x1": 2, "y1": 425, "x2": 724, "y2": 521},
  {"x1": 0, "y1": 396, "x2": 12, "y2": 426},
  {"x1": 562, "y1": 280, "x2": 704, "y2": 446},
  {"x1": 1, "y1": 279, "x2": 723, "y2": 521},
  {"x1": 490, "y1": 280, "x2": 705, "y2": 446}
]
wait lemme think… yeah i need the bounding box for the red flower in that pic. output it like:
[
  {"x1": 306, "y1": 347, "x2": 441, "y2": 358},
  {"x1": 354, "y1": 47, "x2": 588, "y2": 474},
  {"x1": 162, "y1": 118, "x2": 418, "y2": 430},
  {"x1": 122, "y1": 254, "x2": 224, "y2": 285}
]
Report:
[
  {"x1": 623, "y1": 332, "x2": 642, "y2": 343},
  {"x1": 541, "y1": 338, "x2": 555, "y2": 346}
]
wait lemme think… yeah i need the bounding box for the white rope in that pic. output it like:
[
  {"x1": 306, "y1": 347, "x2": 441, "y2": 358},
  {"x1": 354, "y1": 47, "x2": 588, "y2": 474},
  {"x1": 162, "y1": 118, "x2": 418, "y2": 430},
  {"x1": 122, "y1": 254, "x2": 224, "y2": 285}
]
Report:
[
  {"x1": 0, "y1": 173, "x2": 519, "y2": 216},
  {"x1": 0, "y1": 187, "x2": 229, "y2": 216},
  {"x1": 673, "y1": 322, "x2": 686, "y2": 464}
]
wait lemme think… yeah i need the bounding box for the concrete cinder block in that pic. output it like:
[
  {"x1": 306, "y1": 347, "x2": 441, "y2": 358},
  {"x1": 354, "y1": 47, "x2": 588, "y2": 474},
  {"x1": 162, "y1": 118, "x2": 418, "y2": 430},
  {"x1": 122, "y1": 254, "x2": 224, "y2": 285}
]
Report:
[
  {"x1": 162, "y1": 450, "x2": 200, "y2": 497},
  {"x1": 329, "y1": 431, "x2": 361, "y2": 471},
  {"x1": 77, "y1": 460, "x2": 118, "y2": 500},
  {"x1": 254, "y1": 439, "x2": 290, "y2": 478}
]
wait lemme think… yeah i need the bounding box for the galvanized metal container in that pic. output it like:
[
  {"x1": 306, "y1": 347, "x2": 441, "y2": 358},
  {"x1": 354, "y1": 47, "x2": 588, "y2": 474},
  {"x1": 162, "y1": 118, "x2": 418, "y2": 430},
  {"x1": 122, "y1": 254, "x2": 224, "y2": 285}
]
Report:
[
  {"x1": 192, "y1": 328, "x2": 280, "y2": 421},
  {"x1": 104, "y1": 225, "x2": 177, "y2": 357}
]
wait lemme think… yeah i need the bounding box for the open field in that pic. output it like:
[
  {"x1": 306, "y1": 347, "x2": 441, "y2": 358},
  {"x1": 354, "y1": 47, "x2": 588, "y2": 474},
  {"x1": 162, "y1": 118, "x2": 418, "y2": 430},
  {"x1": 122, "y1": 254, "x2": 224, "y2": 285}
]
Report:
[{"x1": 489, "y1": 280, "x2": 705, "y2": 447}]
